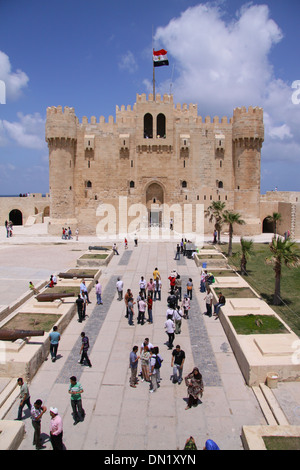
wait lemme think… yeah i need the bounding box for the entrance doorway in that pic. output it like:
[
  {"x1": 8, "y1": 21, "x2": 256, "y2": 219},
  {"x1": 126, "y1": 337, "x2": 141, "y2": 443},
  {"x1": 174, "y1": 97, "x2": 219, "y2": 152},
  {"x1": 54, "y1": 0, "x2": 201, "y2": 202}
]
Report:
[
  {"x1": 262, "y1": 217, "x2": 274, "y2": 233},
  {"x1": 146, "y1": 182, "x2": 164, "y2": 227},
  {"x1": 9, "y1": 209, "x2": 23, "y2": 225}
]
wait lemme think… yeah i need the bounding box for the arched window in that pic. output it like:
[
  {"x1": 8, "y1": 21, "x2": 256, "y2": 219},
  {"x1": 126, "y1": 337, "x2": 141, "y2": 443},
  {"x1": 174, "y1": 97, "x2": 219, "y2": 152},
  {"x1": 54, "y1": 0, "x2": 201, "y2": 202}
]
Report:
[
  {"x1": 157, "y1": 113, "x2": 166, "y2": 138},
  {"x1": 182, "y1": 181, "x2": 187, "y2": 188},
  {"x1": 144, "y1": 113, "x2": 153, "y2": 138},
  {"x1": 218, "y1": 181, "x2": 223, "y2": 189},
  {"x1": 86, "y1": 180, "x2": 92, "y2": 188},
  {"x1": 130, "y1": 181, "x2": 135, "y2": 188}
]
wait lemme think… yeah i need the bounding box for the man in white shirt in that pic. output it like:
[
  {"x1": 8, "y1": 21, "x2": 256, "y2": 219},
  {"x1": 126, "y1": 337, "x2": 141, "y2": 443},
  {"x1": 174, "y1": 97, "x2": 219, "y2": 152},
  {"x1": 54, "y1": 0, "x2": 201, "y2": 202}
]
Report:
[
  {"x1": 174, "y1": 306, "x2": 184, "y2": 334},
  {"x1": 164, "y1": 315, "x2": 175, "y2": 349},
  {"x1": 80, "y1": 279, "x2": 91, "y2": 303},
  {"x1": 138, "y1": 297, "x2": 147, "y2": 325},
  {"x1": 139, "y1": 276, "x2": 147, "y2": 298},
  {"x1": 116, "y1": 277, "x2": 123, "y2": 301}
]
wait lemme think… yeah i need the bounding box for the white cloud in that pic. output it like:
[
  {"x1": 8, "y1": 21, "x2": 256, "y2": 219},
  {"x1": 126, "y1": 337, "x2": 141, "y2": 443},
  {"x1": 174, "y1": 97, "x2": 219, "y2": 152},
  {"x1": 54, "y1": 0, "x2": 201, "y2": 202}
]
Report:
[
  {"x1": 153, "y1": 3, "x2": 300, "y2": 164},
  {"x1": 0, "y1": 51, "x2": 29, "y2": 101},
  {"x1": 0, "y1": 112, "x2": 46, "y2": 149},
  {"x1": 118, "y1": 50, "x2": 138, "y2": 74}
]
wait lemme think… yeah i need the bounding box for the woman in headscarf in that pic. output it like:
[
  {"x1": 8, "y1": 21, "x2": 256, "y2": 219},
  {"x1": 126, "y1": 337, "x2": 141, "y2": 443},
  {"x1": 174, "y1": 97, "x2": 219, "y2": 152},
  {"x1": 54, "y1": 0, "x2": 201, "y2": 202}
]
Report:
[{"x1": 184, "y1": 367, "x2": 204, "y2": 410}]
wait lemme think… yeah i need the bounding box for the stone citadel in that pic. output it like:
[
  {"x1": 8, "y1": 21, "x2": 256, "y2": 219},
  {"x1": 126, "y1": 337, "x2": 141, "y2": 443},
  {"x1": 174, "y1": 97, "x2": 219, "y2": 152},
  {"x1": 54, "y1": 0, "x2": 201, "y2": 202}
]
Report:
[
  {"x1": 1, "y1": 93, "x2": 299, "y2": 239},
  {"x1": 45, "y1": 93, "x2": 264, "y2": 238}
]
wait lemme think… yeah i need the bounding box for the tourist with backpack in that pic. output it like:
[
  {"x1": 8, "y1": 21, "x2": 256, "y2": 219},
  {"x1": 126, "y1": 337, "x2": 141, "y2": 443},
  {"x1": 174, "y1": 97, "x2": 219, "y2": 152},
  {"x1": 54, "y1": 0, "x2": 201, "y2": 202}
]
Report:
[
  {"x1": 149, "y1": 349, "x2": 159, "y2": 393},
  {"x1": 153, "y1": 346, "x2": 163, "y2": 386}
]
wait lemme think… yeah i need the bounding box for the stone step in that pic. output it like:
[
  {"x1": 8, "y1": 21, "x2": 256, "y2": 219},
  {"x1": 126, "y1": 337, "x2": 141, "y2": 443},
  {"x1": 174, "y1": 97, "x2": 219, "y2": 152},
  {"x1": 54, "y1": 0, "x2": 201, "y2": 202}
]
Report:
[
  {"x1": 259, "y1": 383, "x2": 290, "y2": 426},
  {"x1": 0, "y1": 379, "x2": 19, "y2": 420},
  {"x1": 252, "y1": 385, "x2": 277, "y2": 425}
]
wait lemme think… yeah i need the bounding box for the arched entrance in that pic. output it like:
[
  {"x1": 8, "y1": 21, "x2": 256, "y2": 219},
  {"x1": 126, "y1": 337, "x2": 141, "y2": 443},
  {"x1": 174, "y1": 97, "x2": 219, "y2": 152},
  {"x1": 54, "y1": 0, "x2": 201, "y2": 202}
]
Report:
[
  {"x1": 262, "y1": 217, "x2": 274, "y2": 233},
  {"x1": 146, "y1": 182, "x2": 164, "y2": 226},
  {"x1": 9, "y1": 209, "x2": 23, "y2": 225}
]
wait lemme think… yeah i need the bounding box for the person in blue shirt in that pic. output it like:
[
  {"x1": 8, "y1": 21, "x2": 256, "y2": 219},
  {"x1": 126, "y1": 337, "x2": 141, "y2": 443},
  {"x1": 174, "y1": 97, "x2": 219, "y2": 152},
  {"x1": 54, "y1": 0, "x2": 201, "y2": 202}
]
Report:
[{"x1": 49, "y1": 326, "x2": 60, "y2": 362}]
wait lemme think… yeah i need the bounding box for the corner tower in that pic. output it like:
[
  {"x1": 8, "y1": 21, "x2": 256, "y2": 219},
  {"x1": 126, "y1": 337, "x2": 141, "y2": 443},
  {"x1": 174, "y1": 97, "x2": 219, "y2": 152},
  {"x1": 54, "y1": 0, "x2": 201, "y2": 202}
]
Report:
[
  {"x1": 46, "y1": 106, "x2": 78, "y2": 233},
  {"x1": 232, "y1": 106, "x2": 264, "y2": 235}
]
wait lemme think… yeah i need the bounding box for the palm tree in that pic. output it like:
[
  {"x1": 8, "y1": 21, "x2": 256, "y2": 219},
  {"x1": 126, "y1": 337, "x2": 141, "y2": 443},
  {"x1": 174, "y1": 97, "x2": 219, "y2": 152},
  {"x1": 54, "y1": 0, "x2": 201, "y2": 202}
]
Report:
[
  {"x1": 266, "y1": 212, "x2": 282, "y2": 238},
  {"x1": 205, "y1": 201, "x2": 226, "y2": 244},
  {"x1": 265, "y1": 237, "x2": 300, "y2": 305},
  {"x1": 222, "y1": 210, "x2": 245, "y2": 257},
  {"x1": 238, "y1": 238, "x2": 254, "y2": 276}
]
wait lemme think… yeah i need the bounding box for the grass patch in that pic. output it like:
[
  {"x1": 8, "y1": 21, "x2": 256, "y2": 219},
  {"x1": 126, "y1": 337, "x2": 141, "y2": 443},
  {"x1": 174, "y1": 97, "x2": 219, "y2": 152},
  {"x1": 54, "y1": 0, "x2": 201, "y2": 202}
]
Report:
[
  {"x1": 211, "y1": 270, "x2": 237, "y2": 277},
  {"x1": 197, "y1": 254, "x2": 224, "y2": 259},
  {"x1": 229, "y1": 314, "x2": 289, "y2": 335},
  {"x1": 67, "y1": 269, "x2": 98, "y2": 277},
  {"x1": 80, "y1": 254, "x2": 108, "y2": 259},
  {"x1": 263, "y1": 436, "x2": 300, "y2": 451},
  {"x1": 222, "y1": 243, "x2": 300, "y2": 336},
  {"x1": 3, "y1": 313, "x2": 61, "y2": 332},
  {"x1": 44, "y1": 286, "x2": 79, "y2": 295},
  {"x1": 214, "y1": 287, "x2": 257, "y2": 298}
]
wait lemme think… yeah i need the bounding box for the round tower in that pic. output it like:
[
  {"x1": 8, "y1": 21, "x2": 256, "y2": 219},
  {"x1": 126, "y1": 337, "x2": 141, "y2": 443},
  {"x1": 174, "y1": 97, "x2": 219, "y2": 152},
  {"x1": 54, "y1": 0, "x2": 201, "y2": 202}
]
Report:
[
  {"x1": 46, "y1": 106, "x2": 78, "y2": 234},
  {"x1": 232, "y1": 106, "x2": 264, "y2": 235}
]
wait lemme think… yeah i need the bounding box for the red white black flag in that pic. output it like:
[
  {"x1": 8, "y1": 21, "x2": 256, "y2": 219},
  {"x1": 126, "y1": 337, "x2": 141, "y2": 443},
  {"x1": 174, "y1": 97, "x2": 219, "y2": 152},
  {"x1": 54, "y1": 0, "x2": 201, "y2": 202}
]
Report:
[{"x1": 153, "y1": 49, "x2": 169, "y2": 67}]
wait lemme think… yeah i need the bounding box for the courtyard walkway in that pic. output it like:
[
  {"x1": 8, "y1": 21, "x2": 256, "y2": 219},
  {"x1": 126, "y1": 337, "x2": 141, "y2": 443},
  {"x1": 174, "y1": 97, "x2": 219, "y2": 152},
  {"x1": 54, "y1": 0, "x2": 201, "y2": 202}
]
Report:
[{"x1": 3, "y1": 236, "x2": 266, "y2": 450}]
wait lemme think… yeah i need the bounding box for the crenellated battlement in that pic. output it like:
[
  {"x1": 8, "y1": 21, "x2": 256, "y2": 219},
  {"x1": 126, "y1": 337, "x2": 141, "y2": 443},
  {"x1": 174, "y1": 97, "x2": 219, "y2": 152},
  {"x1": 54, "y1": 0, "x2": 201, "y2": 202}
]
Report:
[
  {"x1": 232, "y1": 105, "x2": 264, "y2": 142},
  {"x1": 46, "y1": 105, "x2": 77, "y2": 142},
  {"x1": 233, "y1": 105, "x2": 263, "y2": 119}
]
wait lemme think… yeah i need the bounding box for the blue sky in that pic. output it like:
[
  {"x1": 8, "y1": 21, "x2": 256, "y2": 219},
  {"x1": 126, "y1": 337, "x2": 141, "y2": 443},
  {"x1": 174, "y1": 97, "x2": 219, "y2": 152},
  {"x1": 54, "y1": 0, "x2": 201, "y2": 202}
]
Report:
[{"x1": 0, "y1": 0, "x2": 300, "y2": 195}]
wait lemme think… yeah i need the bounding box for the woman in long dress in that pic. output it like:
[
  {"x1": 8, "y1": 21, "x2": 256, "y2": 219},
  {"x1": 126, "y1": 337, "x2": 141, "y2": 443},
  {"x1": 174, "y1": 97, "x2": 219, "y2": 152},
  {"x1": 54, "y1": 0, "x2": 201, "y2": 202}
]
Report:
[
  {"x1": 184, "y1": 367, "x2": 204, "y2": 410},
  {"x1": 140, "y1": 345, "x2": 150, "y2": 382}
]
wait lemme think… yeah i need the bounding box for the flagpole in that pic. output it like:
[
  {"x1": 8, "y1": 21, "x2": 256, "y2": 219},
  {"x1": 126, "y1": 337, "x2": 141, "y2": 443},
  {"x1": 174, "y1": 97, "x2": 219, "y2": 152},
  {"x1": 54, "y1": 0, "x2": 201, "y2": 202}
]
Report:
[
  {"x1": 152, "y1": 26, "x2": 155, "y2": 99},
  {"x1": 153, "y1": 58, "x2": 155, "y2": 99}
]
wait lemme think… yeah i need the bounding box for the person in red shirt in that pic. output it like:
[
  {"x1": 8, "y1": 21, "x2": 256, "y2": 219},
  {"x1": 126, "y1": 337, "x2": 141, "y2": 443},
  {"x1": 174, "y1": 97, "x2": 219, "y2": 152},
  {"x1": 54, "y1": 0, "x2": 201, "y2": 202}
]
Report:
[
  {"x1": 168, "y1": 274, "x2": 176, "y2": 294},
  {"x1": 147, "y1": 294, "x2": 153, "y2": 323}
]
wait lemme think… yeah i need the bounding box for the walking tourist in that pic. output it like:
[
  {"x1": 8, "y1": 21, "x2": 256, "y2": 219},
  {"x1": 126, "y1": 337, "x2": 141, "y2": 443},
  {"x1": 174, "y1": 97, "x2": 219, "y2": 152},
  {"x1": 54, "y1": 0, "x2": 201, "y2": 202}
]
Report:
[
  {"x1": 140, "y1": 345, "x2": 150, "y2": 382},
  {"x1": 76, "y1": 294, "x2": 84, "y2": 323},
  {"x1": 69, "y1": 376, "x2": 85, "y2": 425},
  {"x1": 31, "y1": 399, "x2": 47, "y2": 449},
  {"x1": 17, "y1": 378, "x2": 31, "y2": 420},
  {"x1": 80, "y1": 279, "x2": 91, "y2": 303},
  {"x1": 186, "y1": 278, "x2": 193, "y2": 300},
  {"x1": 171, "y1": 345, "x2": 185, "y2": 384},
  {"x1": 174, "y1": 306, "x2": 184, "y2": 334},
  {"x1": 49, "y1": 407, "x2": 64, "y2": 450},
  {"x1": 149, "y1": 349, "x2": 158, "y2": 393},
  {"x1": 129, "y1": 346, "x2": 139, "y2": 388},
  {"x1": 204, "y1": 288, "x2": 214, "y2": 317},
  {"x1": 147, "y1": 294, "x2": 153, "y2": 323},
  {"x1": 79, "y1": 332, "x2": 92, "y2": 367},
  {"x1": 116, "y1": 277, "x2": 123, "y2": 300},
  {"x1": 182, "y1": 295, "x2": 190, "y2": 319},
  {"x1": 95, "y1": 280, "x2": 103, "y2": 305},
  {"x1": 164, "y1": 314, "x2": 175, "y2": 349},
  {"x1": 137, "y1": 295, "x2": 147, "y2": 325},
  {"x1": 49, "y1": 325, "x2": 60, "y2": 362},
  {"x1": 127, "y1": 295, "x2": 135, "y2": 326}
]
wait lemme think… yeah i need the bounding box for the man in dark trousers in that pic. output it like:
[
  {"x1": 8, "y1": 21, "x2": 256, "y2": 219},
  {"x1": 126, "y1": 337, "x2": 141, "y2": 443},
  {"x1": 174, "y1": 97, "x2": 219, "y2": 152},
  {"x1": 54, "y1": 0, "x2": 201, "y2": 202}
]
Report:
[
  {"x1": 76, "y1": 294, "x2": 84, "y2": 323},
  {"x1": 79, "y1": 332, "x2": 92, "y2": 367}
]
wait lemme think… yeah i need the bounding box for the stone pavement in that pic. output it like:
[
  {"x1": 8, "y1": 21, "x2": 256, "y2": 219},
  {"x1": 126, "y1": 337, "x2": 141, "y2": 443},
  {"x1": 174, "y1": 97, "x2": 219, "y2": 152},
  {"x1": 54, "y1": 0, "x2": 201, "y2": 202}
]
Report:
[
  {"x1": 2, "y1": 233, "x2": 268, "y2": 451},
  {"x1": 2, "y1": 226, "x2": 300, "y2": 450}
]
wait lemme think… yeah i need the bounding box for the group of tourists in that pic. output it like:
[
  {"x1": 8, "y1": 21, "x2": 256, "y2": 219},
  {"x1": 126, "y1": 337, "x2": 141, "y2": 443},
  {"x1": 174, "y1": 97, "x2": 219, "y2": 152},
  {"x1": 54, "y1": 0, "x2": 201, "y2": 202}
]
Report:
[
  {"x1": 16, "y1": 373, "x2": 86, "y2": 450},
  {"x1": 201, "y1": 269, "x2": 226, "y2": 319},
  {"x1": 14, "y1": 238, "x2": 224, "y2": 450}
]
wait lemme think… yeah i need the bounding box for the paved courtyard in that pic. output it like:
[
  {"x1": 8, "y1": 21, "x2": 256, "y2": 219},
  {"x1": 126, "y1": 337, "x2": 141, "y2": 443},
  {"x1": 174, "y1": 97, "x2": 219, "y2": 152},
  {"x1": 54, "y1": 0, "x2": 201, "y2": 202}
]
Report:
[{"x1": 1, "y1": 226, "x2": 270, "y2": 451}]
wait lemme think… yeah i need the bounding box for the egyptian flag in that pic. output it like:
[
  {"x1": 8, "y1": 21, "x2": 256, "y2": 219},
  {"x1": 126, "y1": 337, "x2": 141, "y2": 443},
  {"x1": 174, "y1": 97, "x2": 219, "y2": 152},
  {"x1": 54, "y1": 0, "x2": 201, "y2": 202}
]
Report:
[{"x1": 153, "y1": 49, "x2": 169, "y2": 67}]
